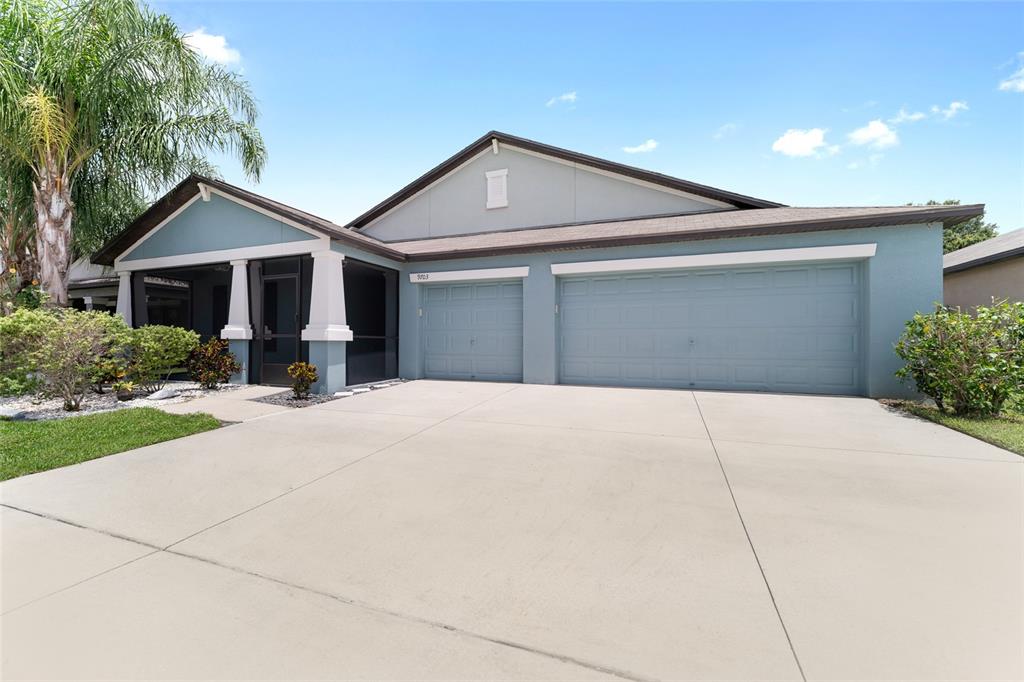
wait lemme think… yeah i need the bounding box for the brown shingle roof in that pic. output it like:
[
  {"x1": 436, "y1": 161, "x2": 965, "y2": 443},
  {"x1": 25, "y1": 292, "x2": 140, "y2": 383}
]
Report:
[
  {"x1": 943, "y1": 228, "x2": 1024, "y2": 273},
  {"x1": 392, "y1": 204, "x2": 985, "y2": 261}
]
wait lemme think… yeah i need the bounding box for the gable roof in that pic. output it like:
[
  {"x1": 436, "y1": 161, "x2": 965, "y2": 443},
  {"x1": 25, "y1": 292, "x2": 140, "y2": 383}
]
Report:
[
  {"x1": 943, "y1": 228, "x2": 1024, "y2": 274},
  {"x1": 344, "y1": 131, "x2": 784, "y2": 230},
  {"x1": 94, "y1": 175, "x2": 983, "y2": 266},
  {"x1": 92, "y1": 174, "x2": 405, "y2": 265}
]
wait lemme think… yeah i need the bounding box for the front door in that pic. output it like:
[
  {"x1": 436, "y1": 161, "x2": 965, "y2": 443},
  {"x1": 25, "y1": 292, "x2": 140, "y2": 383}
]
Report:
[{"x1": 260, "y1": 274, "x2": 300, "y2": 385}]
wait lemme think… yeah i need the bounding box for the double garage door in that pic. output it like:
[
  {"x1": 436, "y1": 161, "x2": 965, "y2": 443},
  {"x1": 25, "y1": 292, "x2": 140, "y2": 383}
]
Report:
[{"x1": 421, "y1": 261, "x2": 864, "y2": 395}]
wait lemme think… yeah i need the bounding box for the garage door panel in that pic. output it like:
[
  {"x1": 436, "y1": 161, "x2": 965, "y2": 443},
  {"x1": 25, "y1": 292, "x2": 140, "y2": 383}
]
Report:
[
  {"x1": 422, "y1": 281, "x2": 523, "y2": 382},
  {"x1": 558, "y1": 262, "x2": 863, "y2": 395},
  {"x1": 817, "y1": 264, "x2": 857, "y2": 287}
]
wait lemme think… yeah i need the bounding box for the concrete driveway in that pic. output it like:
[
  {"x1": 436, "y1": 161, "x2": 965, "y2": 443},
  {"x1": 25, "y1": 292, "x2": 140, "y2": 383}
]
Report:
[{"x1": 2, "y1": 381, "x2": 1021, "y2": 681}]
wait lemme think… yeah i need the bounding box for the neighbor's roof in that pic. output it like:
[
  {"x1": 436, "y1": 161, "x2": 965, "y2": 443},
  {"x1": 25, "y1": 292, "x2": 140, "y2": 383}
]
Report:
[
  {"x1": 93, "y1": 175, "x2": 984, "y2": 265},
  {"x1": 345, "y1": 130, "x2": 785, "y2": 230},
  {"x1": 943, "y1": 228, "x2": 1024, "y2": 274},
  {"x1": 392, "y1": 204, "x2": 986, "y2": 260}
]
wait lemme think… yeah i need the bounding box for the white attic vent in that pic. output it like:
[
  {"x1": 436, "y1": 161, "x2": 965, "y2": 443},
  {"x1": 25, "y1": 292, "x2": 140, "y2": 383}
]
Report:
[{"x1": 485, "y1": 168, "x2": 508, "y2": 209}]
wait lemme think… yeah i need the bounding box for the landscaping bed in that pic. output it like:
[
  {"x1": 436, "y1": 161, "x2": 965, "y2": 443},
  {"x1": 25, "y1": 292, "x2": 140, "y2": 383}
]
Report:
[
  {"x1": 0, "y1": 381, "x2": 242, "y2": 422},
  {"x1": 252, "y1": 390, "x2": 342, "y2": 409},
  {"x1": 882, "y1": 400, "x2": 1024, "y2": 456},
  {"x1": 0, "y1": 407, "x2": 221, "y2": 481},
  {"x1": 251, "y1": 380, "x2": 404, "y2": 409}
]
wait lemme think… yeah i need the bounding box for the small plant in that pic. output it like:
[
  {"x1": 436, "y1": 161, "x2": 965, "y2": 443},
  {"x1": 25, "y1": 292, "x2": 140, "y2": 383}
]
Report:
[
  {"x1": 187, "y1": 338, "x2": 241, "y2": 389},
  {"x1": 112, "y1": 380, "x2": 135, "y2": 401},
  {"x1": 895, "y1": 300, "x2": 1024, "y2": 416},
  {"x1": 287, "y1": 361, "x2": 318, "y2": 399},
  {"x1": 129, "y1": 325, "x2": 200, "y2": 392}
]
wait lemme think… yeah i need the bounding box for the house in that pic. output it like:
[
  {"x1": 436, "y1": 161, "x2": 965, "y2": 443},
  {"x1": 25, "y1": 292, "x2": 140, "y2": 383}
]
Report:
[
  {"x1": 943, "y1": 229, "x2": 1024, "y2": 310},
  {"x1": 68, "y1": 258, "x2": 118, "y2": 312},
  {"x1": 92, "y1": 131, "x2": 982, "y2": 396}
]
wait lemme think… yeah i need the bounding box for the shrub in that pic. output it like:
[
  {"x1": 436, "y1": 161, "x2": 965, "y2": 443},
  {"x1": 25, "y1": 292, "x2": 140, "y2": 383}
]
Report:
[
  {"x1": 287, "y1": 361, "x2": 318, "y2": 399},
  {"x1": 88, "y1": 313, "x2": 134, "y2": 393},
  {"x1": 129, "y1": 325, "x2": 200, "y2": 392},
  {"x1": 0, "y1": 307, "x2": 52, "y2": 395},
  {"x1": 895, "y1": 301, "x2": 1024, "y2": 416},
  {"x1": 187, "y1": 338, "x2": 241, "y2": 389},
  {"x1": 34, "y1": 310, "x2": 128, "y2": 411}
]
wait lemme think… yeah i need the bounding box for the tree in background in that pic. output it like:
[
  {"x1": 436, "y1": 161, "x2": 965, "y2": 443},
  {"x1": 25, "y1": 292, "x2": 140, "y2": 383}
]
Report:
[
  {"x1": 0, "y1": 0, "x2": 266, "y2": 305},
  {"x1": 912, "y1": 199, "x2": 999, "y2": 254}
]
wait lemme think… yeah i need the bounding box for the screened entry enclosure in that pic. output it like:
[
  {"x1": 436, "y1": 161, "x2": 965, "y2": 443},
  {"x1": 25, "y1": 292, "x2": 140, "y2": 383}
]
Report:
[{"x1": 128, "y1": 256, "x2": 399, "y2": 387}]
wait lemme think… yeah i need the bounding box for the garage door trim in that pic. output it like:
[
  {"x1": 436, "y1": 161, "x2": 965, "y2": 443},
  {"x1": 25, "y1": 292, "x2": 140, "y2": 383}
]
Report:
[{"x1": 550, "y1": 243, "x2": 876, "y2": 276}]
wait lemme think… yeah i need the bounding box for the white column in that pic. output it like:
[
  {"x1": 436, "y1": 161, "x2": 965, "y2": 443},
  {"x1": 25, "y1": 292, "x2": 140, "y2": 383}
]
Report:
[
  {"x1": 301, "y1": 250, "x2": 353, "y2": 341},
  {"x1": 82, "y1": 296, "x2": 94, "y2": 311},
  {"x1": 115, "y1": 272, "x2": 132, "y2": 326},
  {"x1": 220, "y1": 260, "x2": 253, "y2": 340}
]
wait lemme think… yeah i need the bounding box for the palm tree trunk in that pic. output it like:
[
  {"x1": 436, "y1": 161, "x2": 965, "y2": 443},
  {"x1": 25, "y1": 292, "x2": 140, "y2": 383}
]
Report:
[{"x1": 33, "y1": 164, "x2": 73, "y2": 307}]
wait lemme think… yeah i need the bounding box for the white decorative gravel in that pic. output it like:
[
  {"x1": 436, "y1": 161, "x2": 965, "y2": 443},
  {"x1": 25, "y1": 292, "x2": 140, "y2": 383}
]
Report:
[{"x1": 0, "y1": 381, "x2": 243, "y2": 422}]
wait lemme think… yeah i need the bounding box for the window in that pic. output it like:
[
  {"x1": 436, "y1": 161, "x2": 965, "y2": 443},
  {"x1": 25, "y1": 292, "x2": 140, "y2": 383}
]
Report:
[{"x1": 485, "y1": 168, "x2": 508, "y2": 209}]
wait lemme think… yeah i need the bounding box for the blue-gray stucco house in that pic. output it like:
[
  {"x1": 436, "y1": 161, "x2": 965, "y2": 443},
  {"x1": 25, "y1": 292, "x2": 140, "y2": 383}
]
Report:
[{"x1": 91, "y1": 131, "x2": 983, "y2": 397}]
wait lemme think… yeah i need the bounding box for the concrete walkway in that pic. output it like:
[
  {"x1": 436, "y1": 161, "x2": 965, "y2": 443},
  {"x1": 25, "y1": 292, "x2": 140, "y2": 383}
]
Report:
[
  {"x1": 2, "y1": 381, "x2": 1021, "y2": 680},
  {"x1": 156, "y1": 384, "x2": 290, "y2": 422}
]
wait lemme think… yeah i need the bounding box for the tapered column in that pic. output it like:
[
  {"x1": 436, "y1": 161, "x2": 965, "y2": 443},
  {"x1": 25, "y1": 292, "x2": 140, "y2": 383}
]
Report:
[
  {"x1": 115, "y1": 272, "x2": 132, "y2": 326},
  {"x1": 302, "y1": 250, "x2": 351, "y2": 394},
  {"x1": 220, "y1": 260, "x2": 253, "y2": 340},
  {"x1": 301, "y1": 250, "x2": 352, "y2": 342}
]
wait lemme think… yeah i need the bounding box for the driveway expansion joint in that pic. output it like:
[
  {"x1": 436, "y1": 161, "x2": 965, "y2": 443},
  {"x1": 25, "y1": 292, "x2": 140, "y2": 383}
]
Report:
[
  {"x1": 690, "y1": 392, "x2": 809, "y2": 682},
  {"x1": 165, "y1": 546, "x2": 656, "y2": 682}
]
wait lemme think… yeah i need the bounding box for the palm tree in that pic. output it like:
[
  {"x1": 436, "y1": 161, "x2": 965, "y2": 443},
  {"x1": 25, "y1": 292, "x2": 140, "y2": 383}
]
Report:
[{"x1": 0, "y1": 0, "x2": 266, "y2": 304}]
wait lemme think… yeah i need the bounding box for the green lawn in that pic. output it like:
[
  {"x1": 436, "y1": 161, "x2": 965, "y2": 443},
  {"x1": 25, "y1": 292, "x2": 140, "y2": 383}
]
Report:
[
  {"x1": 892, "y1": 401, "x2": 1024, "y2": 456},
  {"x1": 1, "y1": 408, "x2": 220, "y2": 481}
]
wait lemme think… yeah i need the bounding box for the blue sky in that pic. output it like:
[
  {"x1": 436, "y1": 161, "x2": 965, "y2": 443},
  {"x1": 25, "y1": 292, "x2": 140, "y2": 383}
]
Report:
[{"x1": 157, "y1": 1, "x2": 1024, "y2": 230}]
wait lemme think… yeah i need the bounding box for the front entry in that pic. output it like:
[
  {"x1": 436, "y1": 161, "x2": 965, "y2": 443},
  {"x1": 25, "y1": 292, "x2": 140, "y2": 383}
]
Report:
[{"x1": 259, "y1": 273, "x2": 301, "y2": 385}]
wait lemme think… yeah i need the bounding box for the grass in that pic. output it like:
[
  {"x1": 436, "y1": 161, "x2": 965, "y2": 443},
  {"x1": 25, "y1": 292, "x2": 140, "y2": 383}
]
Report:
[
  {"x1": 889, "y1": 400, "x2": 1024, "y2": 456},
  {"x1": 1, "y1": 407, "x2": 220, "y2": 481}
]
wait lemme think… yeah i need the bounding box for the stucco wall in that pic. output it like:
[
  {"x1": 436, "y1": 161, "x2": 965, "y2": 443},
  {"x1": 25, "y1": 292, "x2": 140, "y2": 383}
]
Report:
[
  {"x1": 362, "y1": 222, "x2": 943, "y2": 398},
  {"x1": 122, "y1": 194, "x2": 316, "y2": 261},
  {"x1": 943, "y1": 257, "x2": 1024, "y2": 310},
  {"x1": 361, "y1": 146, "x2": 725, "y2": 241}
]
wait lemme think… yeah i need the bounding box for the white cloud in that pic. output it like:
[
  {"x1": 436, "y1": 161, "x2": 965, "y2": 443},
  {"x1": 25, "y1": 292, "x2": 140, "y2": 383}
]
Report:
[
  {"x1": 771, "y1": 128, "x2": 830, "y2": 157},
  {"x1": 998, "y1": 53, "x2": 1024, "y2": 92},
  {"x1": 1000, "y1": 69, "x2": 1024, "y2": 92},
  {"x1": 931, "y1": 100, "x2": 969, "y2": 119},
  {"x1": 622, "y1": 139, "x2": 658, "y2": 154},
  {"x1": 545, "y1": 91, "x2": 577, "y2": 107},
  {"x1": 848, "y1": 119, "x2": 899, "y2": 149},
  {"x1": 184, "y1": 28, "x2": 240, "y2": 65},
  {"x1": 889, "y1": 108, "x2": 927, "y2": 124},
  {"x1": 712, "y1": 123, "x2": 738, "y2": 140}
]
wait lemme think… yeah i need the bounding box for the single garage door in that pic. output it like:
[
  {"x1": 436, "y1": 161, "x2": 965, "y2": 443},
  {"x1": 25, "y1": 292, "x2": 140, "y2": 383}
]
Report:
[
  {"x1": 558, "y1": 261, "x2": 863, "y2": 395},
  {"x1": 421, "y1": 280, "x2": 523, "y2": 381}
]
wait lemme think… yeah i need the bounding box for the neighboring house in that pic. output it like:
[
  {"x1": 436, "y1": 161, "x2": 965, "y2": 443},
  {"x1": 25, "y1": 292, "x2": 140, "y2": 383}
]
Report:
[
  {"x1": 91, "y1": 131, "x2": 981, "y2": 396},
  {"x1": 943, "y1": 228, "x2": 1024, "y2": 310},
  {"x1": 68, "y1": 258, "x2": 118, "y2": 312}
]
